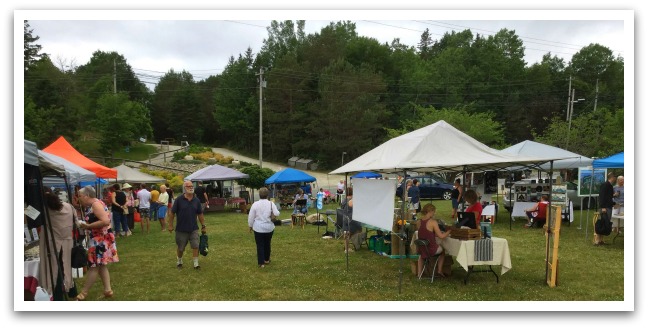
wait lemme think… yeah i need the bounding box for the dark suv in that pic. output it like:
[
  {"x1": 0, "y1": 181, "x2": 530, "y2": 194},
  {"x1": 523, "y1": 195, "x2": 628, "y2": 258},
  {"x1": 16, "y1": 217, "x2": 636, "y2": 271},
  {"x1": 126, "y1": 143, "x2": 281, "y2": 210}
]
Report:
[{"x1": 396, "y1": 175, "x2": 454, "y2": 200}]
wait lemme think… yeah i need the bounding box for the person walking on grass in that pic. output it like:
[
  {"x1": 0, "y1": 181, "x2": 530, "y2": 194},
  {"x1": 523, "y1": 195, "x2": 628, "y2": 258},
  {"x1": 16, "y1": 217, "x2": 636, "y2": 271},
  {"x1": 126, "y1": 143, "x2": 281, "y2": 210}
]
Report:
[
  {"x1": 157, "y1": 184, "x2": 169, "y2": 231},
  {"x1": 168, "y1": 181, "x2": 207, "y2": 270},
  {"x1": 75, "y1": 186, "x2": 118, "y2": 300},
  {"x1": 136, "y1": 183, "x2": 151, "y2": 234},
  {"x1": 248, "y1": 187, "x2": 280, "y2": 268},
  {"x1": 194, "y1": 181, "x2": 209, "y2": 212}
]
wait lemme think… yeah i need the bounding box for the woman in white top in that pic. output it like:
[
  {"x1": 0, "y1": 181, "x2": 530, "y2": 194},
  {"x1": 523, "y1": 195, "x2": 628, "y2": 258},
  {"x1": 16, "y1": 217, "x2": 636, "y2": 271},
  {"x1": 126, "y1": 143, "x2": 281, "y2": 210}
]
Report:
[
  {"x1": 336, "y1": 180, "x2": 345, "y2": 204},
  {"x1": 248, "y1": 187, "x2": 280, "y2": 268}
]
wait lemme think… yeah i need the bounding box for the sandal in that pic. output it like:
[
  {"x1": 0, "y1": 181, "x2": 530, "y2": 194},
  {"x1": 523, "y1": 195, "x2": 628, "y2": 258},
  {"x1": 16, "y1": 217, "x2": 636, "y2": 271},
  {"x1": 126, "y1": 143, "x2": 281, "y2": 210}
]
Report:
[
  {"x1": 435, "y1": 272, "x2": 447, "y2": 278},
  {"x1": 104, "y1": 290, "x2": 114, "y2": 298},
  {"x1": 75, "y1": 291, "x2": 87, "y2": 301}
]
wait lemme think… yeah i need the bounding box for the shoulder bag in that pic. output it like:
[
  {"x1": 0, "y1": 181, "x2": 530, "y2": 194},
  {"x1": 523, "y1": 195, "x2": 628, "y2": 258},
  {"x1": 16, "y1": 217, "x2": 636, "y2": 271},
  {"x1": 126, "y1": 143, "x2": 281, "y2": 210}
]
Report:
[{"x1": 70, "y1": 212, "x2": 87, "y2": 268}]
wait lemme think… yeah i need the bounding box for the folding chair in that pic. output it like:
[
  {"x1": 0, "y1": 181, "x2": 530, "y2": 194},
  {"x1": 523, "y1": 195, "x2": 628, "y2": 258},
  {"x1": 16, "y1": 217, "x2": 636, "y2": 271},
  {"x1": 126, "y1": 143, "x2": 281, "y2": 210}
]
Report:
[
  {"x1": 414, "y1": 239, "x2": 442, "y2": 283},
  {"x1": 323, "y1": 209, "x2": 341, "y2": 239}
]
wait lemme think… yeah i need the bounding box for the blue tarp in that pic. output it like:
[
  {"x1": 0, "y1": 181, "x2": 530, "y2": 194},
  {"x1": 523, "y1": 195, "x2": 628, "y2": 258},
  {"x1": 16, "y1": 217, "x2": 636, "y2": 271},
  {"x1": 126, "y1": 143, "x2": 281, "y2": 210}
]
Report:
[
  {"x1": 592, "y1": 152, "x2": 624, "y2": 168},
  {"x1": 265, "y1": 168, "x2": 316, "y2": 184},
  {"x1": 350, "y1": 171, "x2": 382, "y2": 179}
]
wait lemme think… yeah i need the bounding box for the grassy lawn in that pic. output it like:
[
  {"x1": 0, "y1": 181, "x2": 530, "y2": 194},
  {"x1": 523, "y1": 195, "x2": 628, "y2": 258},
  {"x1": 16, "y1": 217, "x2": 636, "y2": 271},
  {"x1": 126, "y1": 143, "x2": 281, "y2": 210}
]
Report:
[{"x1": 74, "y1": 199, "x2": 625, "y2": 303}]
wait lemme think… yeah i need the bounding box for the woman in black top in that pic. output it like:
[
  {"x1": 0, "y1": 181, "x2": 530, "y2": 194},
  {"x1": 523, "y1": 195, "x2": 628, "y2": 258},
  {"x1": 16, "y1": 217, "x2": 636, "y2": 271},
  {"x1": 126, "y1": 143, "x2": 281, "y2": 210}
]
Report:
[{"x1": 451, "y1": 179, "x2": 463, "y2": 219}]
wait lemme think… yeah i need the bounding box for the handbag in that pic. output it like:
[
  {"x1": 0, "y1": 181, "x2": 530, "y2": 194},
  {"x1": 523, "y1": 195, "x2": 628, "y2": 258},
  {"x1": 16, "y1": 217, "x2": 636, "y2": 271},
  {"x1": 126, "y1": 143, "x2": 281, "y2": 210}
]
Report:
[
  {"x1": 270, "y1": 202, "x2": 277, "y2": 220},
  {"x1": 199, "y1": 233, "x2": 209, "y2": 256},
  {"x1": 70, "y1": 213, "x2": 87, "y2": 268}
]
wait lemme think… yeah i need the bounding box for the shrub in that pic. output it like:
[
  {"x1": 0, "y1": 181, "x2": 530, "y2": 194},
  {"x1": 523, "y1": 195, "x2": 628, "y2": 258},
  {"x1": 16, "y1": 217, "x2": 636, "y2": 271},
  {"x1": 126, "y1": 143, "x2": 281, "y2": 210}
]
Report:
[{"x1": 173, "y1": 151, "x2": 188, "y2": 161}]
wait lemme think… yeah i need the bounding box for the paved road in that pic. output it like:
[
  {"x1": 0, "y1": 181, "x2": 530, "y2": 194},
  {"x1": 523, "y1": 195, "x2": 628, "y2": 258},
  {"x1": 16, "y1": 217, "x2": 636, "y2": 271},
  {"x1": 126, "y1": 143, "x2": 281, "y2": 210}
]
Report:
[{"x1": 211, "y1": 147, "x2": 347, "y2": 192}]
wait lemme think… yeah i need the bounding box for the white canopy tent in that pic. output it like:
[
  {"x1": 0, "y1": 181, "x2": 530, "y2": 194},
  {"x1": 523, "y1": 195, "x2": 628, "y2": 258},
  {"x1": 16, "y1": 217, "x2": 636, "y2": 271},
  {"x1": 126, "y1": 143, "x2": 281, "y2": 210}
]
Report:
[
  {"x1": 501, "y1": 140, "x2": 593, "y2": 170},
  {"x1": 39, "y1": 150, "x2": 97, "y2": 187},
  {"x1": 328, "y1": 121, "x2": 572, "y2": 293},
  {"x1": 109, "y1": 164, "x2": 166, "y2": 184},
  {"x1": 331, "y1": 120, "x2": 572, "y2": 175}
]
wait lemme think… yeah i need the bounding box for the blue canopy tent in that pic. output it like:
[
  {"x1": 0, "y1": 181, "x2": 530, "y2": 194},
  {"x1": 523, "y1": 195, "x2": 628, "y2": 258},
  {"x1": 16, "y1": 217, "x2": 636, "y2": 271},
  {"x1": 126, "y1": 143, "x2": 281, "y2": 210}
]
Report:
[
  {"x1": 265, "y1": 168, "x2": 316, "y2": 184},
  {"x1": 350, "y1": 171, "x2": 382, "y2": 179},
  {"x1": 592, "y1": 152, "x2": 624, "y2": 168}
]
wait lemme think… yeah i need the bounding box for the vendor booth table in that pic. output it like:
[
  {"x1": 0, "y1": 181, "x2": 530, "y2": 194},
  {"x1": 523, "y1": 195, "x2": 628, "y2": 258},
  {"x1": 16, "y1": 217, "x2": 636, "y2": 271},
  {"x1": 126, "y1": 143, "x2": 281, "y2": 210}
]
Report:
[{"x1": 441, "y1": 237, "x2": 512, "y2": 284}]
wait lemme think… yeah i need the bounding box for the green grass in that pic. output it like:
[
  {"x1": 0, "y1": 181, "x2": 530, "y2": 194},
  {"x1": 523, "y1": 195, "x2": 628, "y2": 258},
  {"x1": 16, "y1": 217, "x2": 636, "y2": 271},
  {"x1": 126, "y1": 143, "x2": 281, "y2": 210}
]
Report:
[{"x1": 75, "y1": 200, "x2": 625, "y2": 302}]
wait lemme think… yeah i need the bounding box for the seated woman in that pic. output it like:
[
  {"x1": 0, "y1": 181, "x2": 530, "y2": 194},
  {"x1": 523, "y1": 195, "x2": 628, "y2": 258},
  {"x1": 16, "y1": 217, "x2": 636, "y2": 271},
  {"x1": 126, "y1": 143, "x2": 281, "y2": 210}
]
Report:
[
  {"x1": 463, "y1": 189, "x2": 483, "y2": 227},
  {"x1": 416, "y1": 203, "x2": 451, "y2": 278},
  {"x1": 292, "y1": 188, "x2": 308, "y2": 215},
  {"x1": 524, "y1": 194, "x2": 549, "y2": 228}
]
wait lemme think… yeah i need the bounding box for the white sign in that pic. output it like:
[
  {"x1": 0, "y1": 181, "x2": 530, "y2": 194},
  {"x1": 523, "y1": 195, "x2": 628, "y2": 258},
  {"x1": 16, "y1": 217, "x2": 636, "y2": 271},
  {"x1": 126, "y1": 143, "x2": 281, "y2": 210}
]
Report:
[
  {"x1": 352, "y1": 178, "x2": 397, "y2": 232},
  {"x1": 24, "y1": 205, "x2": 40, "y2": 220}
]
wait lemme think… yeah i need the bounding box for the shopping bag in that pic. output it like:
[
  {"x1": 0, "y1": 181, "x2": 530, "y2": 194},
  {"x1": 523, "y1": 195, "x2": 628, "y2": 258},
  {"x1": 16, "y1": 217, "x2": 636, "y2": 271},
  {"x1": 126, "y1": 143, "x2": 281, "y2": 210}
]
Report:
[
  {"x1": 199, "y1": 233, "x2": 209, "y2": 256},
  {"x1": 134, "y1": 211, "x2": 141, "y2": 222}
]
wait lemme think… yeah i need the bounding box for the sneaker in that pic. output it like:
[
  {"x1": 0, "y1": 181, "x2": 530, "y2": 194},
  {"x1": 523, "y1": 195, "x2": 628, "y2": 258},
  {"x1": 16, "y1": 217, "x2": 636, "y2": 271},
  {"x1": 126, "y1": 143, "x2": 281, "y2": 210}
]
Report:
[
  {"x1": 126, "y1": 231, "x2": 132, "y2": 236},
  {"x1": 194, "y1": 265, "x2": 201, "y2": 270},
  {"x1": 177, "y1": 263, "x2": 183, "y2": 269}
]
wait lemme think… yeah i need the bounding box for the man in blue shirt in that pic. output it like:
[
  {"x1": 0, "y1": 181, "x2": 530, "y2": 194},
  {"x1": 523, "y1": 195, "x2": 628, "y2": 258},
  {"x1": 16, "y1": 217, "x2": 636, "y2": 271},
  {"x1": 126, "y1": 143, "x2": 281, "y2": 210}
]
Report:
[{"x1": 168, "y1": 181, "x2": 207, "y2": 269}]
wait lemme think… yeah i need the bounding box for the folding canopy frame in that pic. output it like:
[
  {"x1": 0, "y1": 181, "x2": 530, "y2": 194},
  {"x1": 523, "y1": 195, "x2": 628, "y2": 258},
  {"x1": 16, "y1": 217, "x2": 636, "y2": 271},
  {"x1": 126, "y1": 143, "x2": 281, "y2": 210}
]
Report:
[{"x1": 330, "y1": 121, "x2": 570, "y2": 293}]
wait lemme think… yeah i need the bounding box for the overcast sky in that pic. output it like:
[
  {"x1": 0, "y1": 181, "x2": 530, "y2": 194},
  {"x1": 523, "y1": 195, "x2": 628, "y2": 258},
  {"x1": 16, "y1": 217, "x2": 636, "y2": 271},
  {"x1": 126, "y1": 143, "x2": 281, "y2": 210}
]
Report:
[{"x1": 21, "y1": 10, "x2": 629, "y2": 89}]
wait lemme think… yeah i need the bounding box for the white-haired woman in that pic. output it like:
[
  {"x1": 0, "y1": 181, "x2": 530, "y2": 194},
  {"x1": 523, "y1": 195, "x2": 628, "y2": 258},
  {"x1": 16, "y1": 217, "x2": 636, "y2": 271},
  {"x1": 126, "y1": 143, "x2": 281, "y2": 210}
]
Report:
[
  {"x1": 248, "y1": 187, "x2": 280, "y2": 268},
  {"x1": 75, "y1": 186, "x2": 119, "y2": 300}
]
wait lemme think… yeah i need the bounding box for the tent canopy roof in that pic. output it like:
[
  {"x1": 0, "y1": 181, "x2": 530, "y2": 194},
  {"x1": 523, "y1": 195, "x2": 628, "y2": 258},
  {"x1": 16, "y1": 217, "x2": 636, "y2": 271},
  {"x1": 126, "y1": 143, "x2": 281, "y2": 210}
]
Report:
[
  {"x1": 109, "y1": 164, "x2": 166, "y2": 184},
  {"x1": 40, "y1": 150, "x2": 97, "y2": 186},
  {"x1": 185, "y1": 164, "x2": 249, "y2": 181},
  {"x1": 24, "y1": 140, "x2": 40, "y2": 167},
  {"x1": 593, "y1": 152, "x2": 624, "y2": 168},
  {"x1": 43, "y1": 136, "x2": 117, "y2": 178},
  {"x1": 501, "y1": 140, "x2": 593, "y2": 170},
  {"x1": 330, "y1": 120, "x2": 572, "y2": 174},
  {"x1": 265, "y1": 168, "x2": 316, "y2": 184}
]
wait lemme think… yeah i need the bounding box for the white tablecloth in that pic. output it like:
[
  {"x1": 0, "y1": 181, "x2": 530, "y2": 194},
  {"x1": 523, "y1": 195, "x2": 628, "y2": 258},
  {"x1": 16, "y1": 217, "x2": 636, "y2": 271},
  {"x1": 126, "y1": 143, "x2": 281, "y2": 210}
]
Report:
[{"x1": 441, "y1": 237, "x2": 512, "y2": 275}]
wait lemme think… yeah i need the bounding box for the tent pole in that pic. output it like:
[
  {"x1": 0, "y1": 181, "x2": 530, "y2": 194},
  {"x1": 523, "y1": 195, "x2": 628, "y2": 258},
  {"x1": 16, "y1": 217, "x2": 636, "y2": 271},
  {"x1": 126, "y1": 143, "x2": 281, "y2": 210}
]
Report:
[
  {"x1": 398, "y1": 169, "x2": 407, "y2": 294},
  {"x1": 585, "y1": 166, "x2": 596, "y2": 241},
  {"x1": 509, "y1": 171, "x2": 513, "y2": 231},
  {"x1": 545, "y1": 161, "x2": 554, "y2": 284},
  {"x1": 345, "y1": 173, "x2": 349, "y2": 272}
]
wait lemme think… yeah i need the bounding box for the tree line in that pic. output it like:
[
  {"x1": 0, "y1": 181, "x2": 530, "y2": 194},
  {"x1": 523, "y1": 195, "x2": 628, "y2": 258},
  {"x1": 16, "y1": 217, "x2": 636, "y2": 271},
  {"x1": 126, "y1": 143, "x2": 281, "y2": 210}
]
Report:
[{"x1": 23, "y1": 20, "x2": 624, "y2": 169}]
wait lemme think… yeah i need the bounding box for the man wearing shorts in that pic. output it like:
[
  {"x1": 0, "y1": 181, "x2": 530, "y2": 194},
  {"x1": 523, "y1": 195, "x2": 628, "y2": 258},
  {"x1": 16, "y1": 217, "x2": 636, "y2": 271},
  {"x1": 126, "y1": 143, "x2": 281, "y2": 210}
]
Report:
[
  {"x1": 137, "y1": 183, "x2": 152, "y2": 234},
  {"x1": 168, "y1": 181, "x2": 207, "y2": 270}
]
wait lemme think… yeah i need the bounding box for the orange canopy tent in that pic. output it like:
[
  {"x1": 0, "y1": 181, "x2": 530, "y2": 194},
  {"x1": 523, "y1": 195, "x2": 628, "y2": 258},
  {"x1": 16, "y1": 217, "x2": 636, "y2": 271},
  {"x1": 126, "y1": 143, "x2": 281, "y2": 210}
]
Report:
[{"x1": 43, "y1": 136, "x2": 118, "y2": 178}]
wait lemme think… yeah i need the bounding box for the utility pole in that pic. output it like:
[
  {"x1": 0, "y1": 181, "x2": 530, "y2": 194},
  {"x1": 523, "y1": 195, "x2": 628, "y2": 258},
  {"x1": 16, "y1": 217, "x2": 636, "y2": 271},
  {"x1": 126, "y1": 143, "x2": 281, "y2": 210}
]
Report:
[
  {"x1": 113, "y1": 59, "x2": 117, "y2": 94},
  {"x1": 257, "y1": 67, "x2": 264, "y2": 168},
  {"x1": 593, "y1": 78, "x2": 599, "y2": 112},
  {"x1": 567, "y1": 89, "x2": 585, "y2": 148},
  {"x1": 566, "y1": 75, "x2": 572, "y2": 121}
]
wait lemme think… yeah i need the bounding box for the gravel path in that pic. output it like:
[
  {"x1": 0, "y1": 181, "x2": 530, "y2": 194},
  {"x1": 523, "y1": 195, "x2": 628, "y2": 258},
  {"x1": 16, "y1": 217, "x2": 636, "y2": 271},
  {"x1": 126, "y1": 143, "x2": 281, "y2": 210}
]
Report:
[{"x1": 145, "y1": 144, "x2": 347, "y2": 192}]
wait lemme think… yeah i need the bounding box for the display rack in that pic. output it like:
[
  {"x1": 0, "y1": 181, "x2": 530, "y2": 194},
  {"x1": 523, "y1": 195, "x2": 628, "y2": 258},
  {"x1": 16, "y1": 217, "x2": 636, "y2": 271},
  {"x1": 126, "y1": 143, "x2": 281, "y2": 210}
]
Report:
[{"x1": 512, "y1": 182, "x2": 568, "y2": 208}]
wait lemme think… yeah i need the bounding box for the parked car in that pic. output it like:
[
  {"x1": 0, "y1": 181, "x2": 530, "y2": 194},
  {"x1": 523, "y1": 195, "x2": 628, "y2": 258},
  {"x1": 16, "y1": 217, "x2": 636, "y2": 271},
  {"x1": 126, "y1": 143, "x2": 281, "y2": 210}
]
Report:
[{"x1": 395, "y1": 175, "x2": 454, "y2": 200}]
